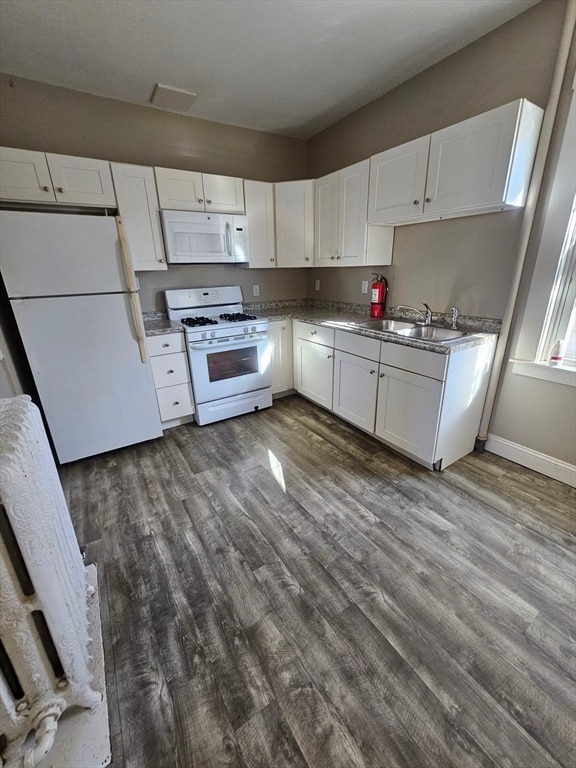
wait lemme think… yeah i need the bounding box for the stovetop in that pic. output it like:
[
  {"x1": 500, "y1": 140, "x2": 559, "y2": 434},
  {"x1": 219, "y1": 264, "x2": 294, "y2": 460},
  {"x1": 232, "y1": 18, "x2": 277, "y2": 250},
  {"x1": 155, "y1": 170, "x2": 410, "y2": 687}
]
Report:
[
  {"x1": 164, "y1": 286, "x2": 268, "y2": 339},
  {"x1": 181, "y1": 312, "x2": 258, "y2": 328}
]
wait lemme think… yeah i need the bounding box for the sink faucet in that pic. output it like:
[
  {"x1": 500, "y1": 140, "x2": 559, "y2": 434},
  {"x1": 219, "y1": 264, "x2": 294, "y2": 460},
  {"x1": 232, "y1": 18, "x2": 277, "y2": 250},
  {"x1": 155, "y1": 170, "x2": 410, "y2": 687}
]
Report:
[
  {"x1": 395, "y1": 303, "x2": 433, "y2": 325},
  {"x1": 449, "y1": 306, "x2": 459, "y2": 330}
]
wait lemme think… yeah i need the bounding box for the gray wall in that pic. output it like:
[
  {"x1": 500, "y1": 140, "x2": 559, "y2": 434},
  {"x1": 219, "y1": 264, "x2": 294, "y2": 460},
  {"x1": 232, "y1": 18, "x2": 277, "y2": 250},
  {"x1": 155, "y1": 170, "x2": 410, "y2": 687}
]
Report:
[
  {"x1": 138, "y1": 265, "x2": 306, "y2": 313},
  {"x1": 0, "y1": 74, "x2": 306, "y2": 181},
  {"x1": 305, "y1": 0, "x2": 566, "y2": 321}
]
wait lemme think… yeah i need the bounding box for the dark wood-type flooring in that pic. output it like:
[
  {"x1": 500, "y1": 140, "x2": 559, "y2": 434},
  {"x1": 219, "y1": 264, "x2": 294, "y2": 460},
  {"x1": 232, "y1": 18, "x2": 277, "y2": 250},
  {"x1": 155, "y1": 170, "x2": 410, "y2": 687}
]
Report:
[{"x1": 59, "y1": 395, "x2": 576, "y2": 768}]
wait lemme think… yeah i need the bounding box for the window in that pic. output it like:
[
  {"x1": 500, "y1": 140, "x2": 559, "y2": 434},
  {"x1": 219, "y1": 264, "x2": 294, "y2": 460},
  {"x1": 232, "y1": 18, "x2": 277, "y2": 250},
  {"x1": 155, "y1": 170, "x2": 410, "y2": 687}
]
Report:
[
  {"x1": 537, "y1": 195, "x2": 576, "y2": 367},
  {"x1": 512, "y1": 78, "x2": 576, "y2": 385}
]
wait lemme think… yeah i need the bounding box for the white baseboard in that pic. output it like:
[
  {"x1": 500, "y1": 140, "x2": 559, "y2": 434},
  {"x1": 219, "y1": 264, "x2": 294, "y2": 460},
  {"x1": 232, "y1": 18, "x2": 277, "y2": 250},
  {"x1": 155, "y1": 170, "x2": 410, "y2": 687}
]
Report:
[{"x1": 486, "y1": 435, "x2": 576, "y2": 487}]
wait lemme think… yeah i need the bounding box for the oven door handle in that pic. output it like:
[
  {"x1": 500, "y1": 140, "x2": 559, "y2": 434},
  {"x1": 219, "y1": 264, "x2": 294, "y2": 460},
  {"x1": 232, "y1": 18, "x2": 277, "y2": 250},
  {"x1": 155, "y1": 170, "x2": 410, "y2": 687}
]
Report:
[{"x1": 189, "y1": 333, "x2": 268, "y2": 351}]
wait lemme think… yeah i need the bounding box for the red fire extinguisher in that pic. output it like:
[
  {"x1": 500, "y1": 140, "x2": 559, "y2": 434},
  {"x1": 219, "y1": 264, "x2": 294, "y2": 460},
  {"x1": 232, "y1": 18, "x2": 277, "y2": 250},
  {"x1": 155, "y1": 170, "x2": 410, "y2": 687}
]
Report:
[{"x1": 370, "y1": 273, "x2": 388, "y2": 318}]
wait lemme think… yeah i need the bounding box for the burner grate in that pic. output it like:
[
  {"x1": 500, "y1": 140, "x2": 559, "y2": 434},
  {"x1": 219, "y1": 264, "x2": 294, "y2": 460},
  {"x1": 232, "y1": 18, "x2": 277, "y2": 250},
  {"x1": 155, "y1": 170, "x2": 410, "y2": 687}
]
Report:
[
  {"x1": 219, "y1": 313, "x2": 257, "y2": 322},
  {"x1": 182, "y1": 316, "x2": 219, "y2": 327}
]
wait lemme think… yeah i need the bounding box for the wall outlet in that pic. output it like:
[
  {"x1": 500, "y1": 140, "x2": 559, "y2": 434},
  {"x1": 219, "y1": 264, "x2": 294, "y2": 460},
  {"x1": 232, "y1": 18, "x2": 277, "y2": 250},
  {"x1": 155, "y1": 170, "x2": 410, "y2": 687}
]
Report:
[
  {"x1": 361, "y1": 280, "x2": 369, "y2": 294},
  {"x1": 315, "y1": 279, "x2": 320, "y2": 291},
  {"x1": 252, "y1": 284, "x2": 260, "y2": 297}
]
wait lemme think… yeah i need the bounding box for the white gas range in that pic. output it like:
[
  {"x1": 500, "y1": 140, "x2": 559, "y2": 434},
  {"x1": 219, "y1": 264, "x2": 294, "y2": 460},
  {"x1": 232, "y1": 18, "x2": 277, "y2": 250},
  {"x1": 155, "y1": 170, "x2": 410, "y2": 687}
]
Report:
[{"x1": 165, "y1": 286, "x2": 273, "y2": 425}]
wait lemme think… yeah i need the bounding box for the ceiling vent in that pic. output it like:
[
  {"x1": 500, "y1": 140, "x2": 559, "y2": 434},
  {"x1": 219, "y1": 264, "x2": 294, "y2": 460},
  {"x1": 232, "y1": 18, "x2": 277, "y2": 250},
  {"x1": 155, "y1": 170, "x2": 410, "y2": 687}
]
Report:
[{"x1": 150, "y1": 83, "x2": 197, "y2": 112}]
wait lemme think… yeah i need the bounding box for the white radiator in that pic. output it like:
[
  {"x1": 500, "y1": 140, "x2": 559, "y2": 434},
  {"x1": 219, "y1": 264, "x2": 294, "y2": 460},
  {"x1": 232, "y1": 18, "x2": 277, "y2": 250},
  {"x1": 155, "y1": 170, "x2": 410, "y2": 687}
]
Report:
[{"x1": 0, "y1": 395, "x2": 102, "y2": 767}]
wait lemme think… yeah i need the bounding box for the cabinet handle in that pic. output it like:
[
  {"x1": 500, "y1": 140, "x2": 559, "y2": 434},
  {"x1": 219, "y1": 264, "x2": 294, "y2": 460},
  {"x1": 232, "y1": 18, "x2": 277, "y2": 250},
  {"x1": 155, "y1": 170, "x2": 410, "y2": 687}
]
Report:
[
  {"x1": 173, "y1": 401, "x2": 180, "y2": 406},
  {"x1": 305, "y1": 257, "x2": 310, "y2": 262},
  {"x1": 206, "y1": 200, "x2": 212, "y2": 205},
  {"x1": 331, "y1": 256, "x2": 336, "y2": 260},
  {"x1": 425, "y1": 197, "x2": 432, "y2": 203},
  {"x1": 57, "y1": 187, "x2": 64, "y2": 193},
  {"x1": 270, "y1": 258, "x2": 275, "y2": 262},
  {"x1": 413, "y1": 199, "x2": 420, "y2": 205},
  {"x1": 336, "y1": 256, "x2": 342, "y2": 260},
  {"x1": 370, "y1": 370, "x2": 375, "y2": 374},
  {"x1": 167, "y1": 369, "x2": 175, "y2": 374},
  {"x1": 327, "y1": 354, "x2": 333, "y2": 359},
  {"x1": 42, "y1": 185, "x2": 51, "y2": 192},
  {"x1": 310, "y1": 330, "x2": 317, "y2": 335},
  {"x1": 379, "y1": 373, "x2": 385, "y2": 378},
  {"x1": 198, "y1": 198, "x2": 203, "y2": 204},
  {"x1": 162, "y1": 343, "x2": 170, "y2": 347},
  {"x1": 159, "y1": 258, "x2": 165, "y2": 263}
]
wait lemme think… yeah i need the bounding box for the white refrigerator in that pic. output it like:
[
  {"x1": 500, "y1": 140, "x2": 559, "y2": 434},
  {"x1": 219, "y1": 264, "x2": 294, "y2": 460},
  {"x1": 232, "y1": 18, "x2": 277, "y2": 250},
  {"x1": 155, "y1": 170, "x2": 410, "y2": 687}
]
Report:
[{"x1": 1, "y1": 210, "x2": 163, "y2": 463}]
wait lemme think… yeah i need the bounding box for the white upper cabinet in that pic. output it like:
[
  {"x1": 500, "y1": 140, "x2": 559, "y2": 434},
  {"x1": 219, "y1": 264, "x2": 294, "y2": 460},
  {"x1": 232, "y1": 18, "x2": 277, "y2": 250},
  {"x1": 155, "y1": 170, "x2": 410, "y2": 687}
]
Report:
[
  {"x1": 45, "y1": 154, "x2": 116, "y2": 206},
  {"x1": 367, "y1": 136, "x2": 430, "y2": 224},
  {"x1": 315, "y1": 160, "x2": 369, "y2": 267},
  {"x1": 368, "y1": 99, "x2": 543, "y2": 226},
  {"x1": 275, "y1": 180, "x2": 314, "y2": 268},
  {"x1": 155, "y1": 167, "x2": 245, "y2": 213},
  {"x1": 425, "y1": 99, "x2": 542, "y2": 215},
  {"x1": 244, "y1": 180, "x2": 276, "y2": 268},
  {"x1": 0, "y1": 148, "x2": 55, "y2": 202},
  {"x1": 111, "y1": 163, "x2": 167, "y2": 271},
  {"x1": 316, "y1": 159, "x2": 393, "y2": 267},
  {"x1": 0, "y1": 148, "x2": 116, "y2": 206},
  {"x1": 314, "y1": 170, "x2": 340, "y2": 266},
  {"x1": 339, "y1": 160, "x2": 371, "y2": 266}
]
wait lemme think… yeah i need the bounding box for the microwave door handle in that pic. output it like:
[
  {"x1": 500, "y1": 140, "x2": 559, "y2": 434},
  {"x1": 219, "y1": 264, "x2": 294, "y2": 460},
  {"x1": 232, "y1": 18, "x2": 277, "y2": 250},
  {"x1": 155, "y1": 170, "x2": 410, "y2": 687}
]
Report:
[{"x1": 225, "y1": 222, "x2": 233, "y2": 258}]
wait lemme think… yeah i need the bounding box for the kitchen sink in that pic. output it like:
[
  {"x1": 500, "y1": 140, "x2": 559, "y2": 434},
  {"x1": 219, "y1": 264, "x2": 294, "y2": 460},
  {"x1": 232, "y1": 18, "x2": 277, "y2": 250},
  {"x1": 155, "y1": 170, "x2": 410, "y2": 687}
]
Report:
[
  {"x1": 357, "y1": 319, "x2": 418, "y2": 331},
  {"x1": 395, "y1": 326, "x2": 469, "y2": 341}
]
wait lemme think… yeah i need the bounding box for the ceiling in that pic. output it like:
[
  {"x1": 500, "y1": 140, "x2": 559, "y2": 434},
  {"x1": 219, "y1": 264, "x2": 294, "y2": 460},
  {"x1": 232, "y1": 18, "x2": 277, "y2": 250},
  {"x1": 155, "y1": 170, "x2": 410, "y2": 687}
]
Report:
[{"x1": 0, "y1": 0, "x2": 541, "y2": 139}]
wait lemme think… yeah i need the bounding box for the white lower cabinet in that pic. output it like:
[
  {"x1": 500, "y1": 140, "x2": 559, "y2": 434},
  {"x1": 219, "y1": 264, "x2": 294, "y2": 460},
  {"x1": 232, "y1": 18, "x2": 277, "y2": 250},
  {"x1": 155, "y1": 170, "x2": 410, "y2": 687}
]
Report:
[
  {"x1": 146, "y1": 332, "x2": 195, "y2": 427},
  {"x1": 375, "y1": 364, "x2": 443, "y2": 462},
  {"x1": 332, "y1": 330, "x2": 381, "y2": 431},
  {"x1": 292, "y1": 321, "x2": 497, "y2": 470},
  {"x1": 293, "y1": 321, "x2": 334, "y2": 409},
  {"x1": 268, "y1": 319, "x2": 294, "y2": 395},
  {"x1": 333, "y1": 351, "x2": 378, "y2": 431}
]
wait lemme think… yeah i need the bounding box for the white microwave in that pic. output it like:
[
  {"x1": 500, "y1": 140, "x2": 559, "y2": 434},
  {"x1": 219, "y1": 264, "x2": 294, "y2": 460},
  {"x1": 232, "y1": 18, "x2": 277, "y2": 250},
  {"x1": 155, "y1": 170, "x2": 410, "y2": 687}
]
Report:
[{"x1": 161, "y1": 210, "x2": 248, "y2": 264}]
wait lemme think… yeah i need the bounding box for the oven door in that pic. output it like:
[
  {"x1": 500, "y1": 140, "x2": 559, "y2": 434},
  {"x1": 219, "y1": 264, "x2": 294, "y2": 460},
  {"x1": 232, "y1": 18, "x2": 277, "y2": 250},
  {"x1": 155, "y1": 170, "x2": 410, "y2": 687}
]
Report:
[{"x1": 188, "y1": 332, "x2": 272, "y2": 403}]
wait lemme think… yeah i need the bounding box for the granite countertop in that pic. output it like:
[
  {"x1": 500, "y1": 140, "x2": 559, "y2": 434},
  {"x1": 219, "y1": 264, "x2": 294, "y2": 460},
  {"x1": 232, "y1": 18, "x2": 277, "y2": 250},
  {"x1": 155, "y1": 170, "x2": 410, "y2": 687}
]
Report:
[
  {"x1": 143, "y1": 302, "x2": 500, "y2": 355},
  {"x1": 142, "y1": 312, "x2": 184, "y2": 337}
]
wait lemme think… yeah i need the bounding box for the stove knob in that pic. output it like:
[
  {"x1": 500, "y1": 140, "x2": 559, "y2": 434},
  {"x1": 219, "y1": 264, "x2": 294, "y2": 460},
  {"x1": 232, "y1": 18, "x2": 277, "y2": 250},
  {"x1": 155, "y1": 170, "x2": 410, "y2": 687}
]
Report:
[
  {"x1": 244, "y1": 326, "x2": 249, "y2": 334},
  {"x1": 201, "y1": 332, "x2": 207, "y2": 339},
  {"x1": 251, "y1": 325, "x2": 256, "y2": 333},
  {"x1": 210, "y1": 331, "x2": 216, "y2": 338}
]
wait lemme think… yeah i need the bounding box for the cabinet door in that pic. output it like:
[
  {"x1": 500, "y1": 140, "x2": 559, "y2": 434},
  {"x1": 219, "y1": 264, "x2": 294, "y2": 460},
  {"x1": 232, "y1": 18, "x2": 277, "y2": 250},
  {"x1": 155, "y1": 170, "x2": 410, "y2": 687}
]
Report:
[
  {"x1": 275, "y1": 180, "x2": 314, "y2": 268},
  {"x1": 425, "y1": 100, "x2": 525, "y2": 214},
  {"x1": 0, "y1": 147, "x2": 55, "y2": 202},
  {"x1": 154, "y1": 167, "x2": 204, "y2": 210},
  {"x1": 202, "y1": 173, "x2": 245, "y2": 214},
  {"x1": 333, "y1": 350, "x2": 378, "y2": 431},
  {"x1": 294, "y1": 338, "x2": 333, "y2": 409},
  {"x1": 156, "y1": 382, "x2": 195, "y2": 421},
  {"x1": 245, "y1": 180, "x2": 276, "y2": 268},
  {"x1": 111, "y1": 163, "x2": 167, "y2": 271},
  {"x1": 339, "y1": 159, "x2": 369, "y2": 266},
  {"x1": 269, "y1": 320, "x2": 294, "y2": 394},
  {"x1": 46, "y1": 154, "x2": 116, "y2": 206},
  {"x1": 314, "y1": 171, "x2": 339, "y2": 267},
  {"x1": 150, "y1": 351, "x2": 190, "y2": 388},
  {"x1": 375, "y1": 363, "x2": 443, "y2": 462},
  {"x1": 367, "y1": 136, "x2": 430, "y2": 224}
]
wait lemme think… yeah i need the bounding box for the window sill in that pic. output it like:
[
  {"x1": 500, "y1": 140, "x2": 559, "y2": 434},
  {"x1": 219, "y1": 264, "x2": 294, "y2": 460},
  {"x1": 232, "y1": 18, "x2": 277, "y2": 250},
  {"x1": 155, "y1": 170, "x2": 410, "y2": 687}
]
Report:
[{"x1": 511, "y1": 359, "x2": 576, "y2": 386}]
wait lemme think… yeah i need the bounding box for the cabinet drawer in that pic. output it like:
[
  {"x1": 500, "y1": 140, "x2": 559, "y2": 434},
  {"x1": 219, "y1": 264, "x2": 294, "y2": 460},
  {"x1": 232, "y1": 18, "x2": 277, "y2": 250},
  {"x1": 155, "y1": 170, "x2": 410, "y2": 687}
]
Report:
[
  {"x1": 335, "y1": 329, "x2": 380, "y2": 361},
  {"x1": 156, "y1": 382, "x2": 194, "y2": 421},
  {"x1": 151, "y1": 352, "x2": 190, "y2": 388},
  {"x1": 146, "y1": 332, "x2": 186, "y2": 356},
  {"x1": 381, "y1": 341, "x2": 447, "y2": 381},
  {"x1": 293, "y1": 320, "x2": 335, "y2": 347}
]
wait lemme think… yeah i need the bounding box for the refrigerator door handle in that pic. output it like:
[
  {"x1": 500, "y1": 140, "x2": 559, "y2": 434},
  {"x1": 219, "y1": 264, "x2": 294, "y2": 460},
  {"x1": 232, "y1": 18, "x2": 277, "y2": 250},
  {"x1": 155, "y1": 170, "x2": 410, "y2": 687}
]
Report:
[{"x1": 116, "y1": 216, "x2": 147, "y2": 363}]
